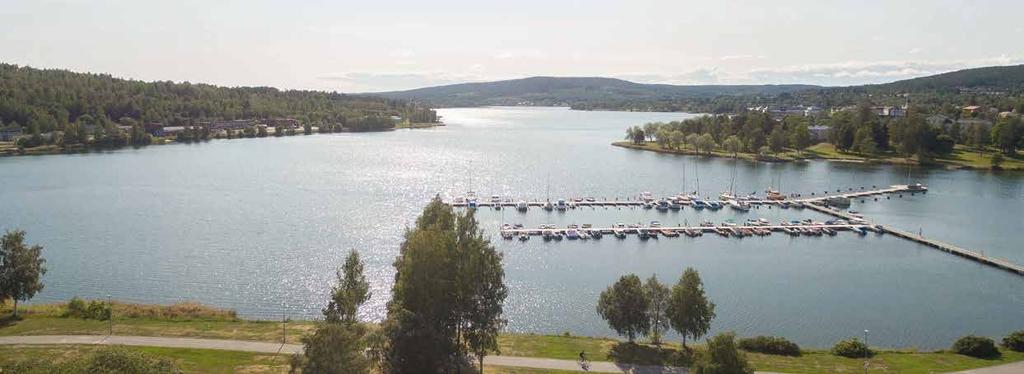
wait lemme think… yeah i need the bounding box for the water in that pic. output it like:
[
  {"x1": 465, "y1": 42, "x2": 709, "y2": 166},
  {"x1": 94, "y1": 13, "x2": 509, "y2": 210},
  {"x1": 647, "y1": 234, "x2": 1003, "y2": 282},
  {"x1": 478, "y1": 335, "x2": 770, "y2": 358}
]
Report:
[{"x1": 1, "y1": 106, "x2": 1021, "y2": 349}]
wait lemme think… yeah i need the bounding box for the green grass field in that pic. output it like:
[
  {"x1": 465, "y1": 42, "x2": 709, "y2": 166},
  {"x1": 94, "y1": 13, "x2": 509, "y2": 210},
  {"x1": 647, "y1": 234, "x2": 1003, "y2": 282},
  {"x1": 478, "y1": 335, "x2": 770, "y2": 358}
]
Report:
[{"x1": 4, "y1": 301, "x2": 1024, "y2": 373}]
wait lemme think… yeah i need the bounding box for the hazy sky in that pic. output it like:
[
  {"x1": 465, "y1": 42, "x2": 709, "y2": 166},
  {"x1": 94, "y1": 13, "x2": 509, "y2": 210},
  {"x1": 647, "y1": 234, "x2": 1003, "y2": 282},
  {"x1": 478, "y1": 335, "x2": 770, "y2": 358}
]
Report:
[{"x1": 2, "y1": 0, "x2": 1022, "y2": 92}]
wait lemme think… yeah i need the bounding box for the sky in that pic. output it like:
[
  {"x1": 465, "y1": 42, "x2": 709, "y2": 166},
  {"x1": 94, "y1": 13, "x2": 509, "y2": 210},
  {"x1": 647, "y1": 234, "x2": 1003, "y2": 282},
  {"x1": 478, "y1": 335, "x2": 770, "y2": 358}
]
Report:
[{"x1": 2, "y1": 0, "x2": 1023, "y2": 92}]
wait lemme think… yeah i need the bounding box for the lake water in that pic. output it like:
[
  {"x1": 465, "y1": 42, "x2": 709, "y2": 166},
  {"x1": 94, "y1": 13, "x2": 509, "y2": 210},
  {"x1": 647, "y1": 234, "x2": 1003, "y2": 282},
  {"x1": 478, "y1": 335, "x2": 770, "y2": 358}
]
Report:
[{"x1": 1, "y1": 106, "x2": 1021, "y2": 349}]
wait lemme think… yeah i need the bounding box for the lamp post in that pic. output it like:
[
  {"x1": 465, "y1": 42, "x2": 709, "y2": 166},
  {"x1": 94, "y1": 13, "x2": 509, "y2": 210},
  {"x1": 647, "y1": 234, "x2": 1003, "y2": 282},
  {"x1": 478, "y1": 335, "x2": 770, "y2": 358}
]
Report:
[
  {"x1": 863, "y1": 329, "x2": 869, "y2": 374},
  {"x1": 107, "y1": 294, "x2": 113, "y2": 336}
]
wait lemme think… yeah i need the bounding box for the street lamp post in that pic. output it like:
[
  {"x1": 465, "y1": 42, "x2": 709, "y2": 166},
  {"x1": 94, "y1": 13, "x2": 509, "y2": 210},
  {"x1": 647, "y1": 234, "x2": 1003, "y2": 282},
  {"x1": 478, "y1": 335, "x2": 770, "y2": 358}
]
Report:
[
  {"x1": 108, "y1": 294, "x2": 113, "y2": 336},
  {"x1": 863, "y1": 329, "x2": 870, "y2": 374}
]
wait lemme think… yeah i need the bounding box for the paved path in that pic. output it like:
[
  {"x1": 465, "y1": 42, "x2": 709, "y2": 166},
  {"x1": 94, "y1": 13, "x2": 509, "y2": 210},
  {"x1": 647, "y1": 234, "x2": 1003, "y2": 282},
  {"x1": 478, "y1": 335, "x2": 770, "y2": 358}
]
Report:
[{"x1": 0, "y1": 335, "x2": 1020, "y2": 373}]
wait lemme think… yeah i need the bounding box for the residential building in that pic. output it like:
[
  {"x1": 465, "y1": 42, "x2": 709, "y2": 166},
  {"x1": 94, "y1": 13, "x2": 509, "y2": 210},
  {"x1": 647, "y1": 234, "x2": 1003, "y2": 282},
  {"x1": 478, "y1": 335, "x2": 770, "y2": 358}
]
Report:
[
  {"x1": 0, "y1": 126, "x2": 24, "y2": 141},
  {"x1": 144, "y1": 123, "x2": 165, "y2": 137}
]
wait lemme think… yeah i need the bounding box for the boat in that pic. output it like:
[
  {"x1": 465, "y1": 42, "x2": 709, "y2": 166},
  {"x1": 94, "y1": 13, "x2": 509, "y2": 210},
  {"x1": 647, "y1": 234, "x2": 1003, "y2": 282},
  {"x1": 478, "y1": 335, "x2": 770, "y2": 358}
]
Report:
[
  {"x1": 542, "y1": 231, "x2": 553, "y2": 241},
  {"x1": 543, "y1": 201, "x2": 553, "y2": 211},
  {"x1": 728, "y1": 200, "x2": 751, "y2": 212},
  {"x1": 640, "y1": 191, "x2": 655, "y2": 201},
  {"x1": 766, "y1": 190, "x2": 785, "y2": 201},
  {"x1": 518, "y1": 233, "x2": 529, "y2": 241},
  {"x1": 638, "y1": 230, "x2": 650, "y2": 240},
  {"x1": 706, "y1": 200, "x2": 723, "y2": 210},
  {"x1": 566, "y1": 229, "x2": 579, "y2": 240},
  {"x1": 822, "y1": 227, "x2": 837, "y2": 236},
  {"x1": 501, "y1": 231, "x2": 514, "y2": 240},
  {"x1": 691, "y1": 200, "x2": 707, "y2": 210},
  {"x1": 555, "y1": 199, "x2": 568, "y2": 211},
  {"x1": 579, "y1": 230, "x2": 591, "y2": 240},
  {"x1": 647, "y1": 230, "x2": 659, "y2": 239},
  {"x1": 778, "y1": 201, "x2": 790, "y2": 209},
  {"x1": 490, "y1": 195, "x2": 501, "y2": 203},
  {"x1": 907, "y1": 183, "x2": 927, "y2": 191},
  {"x1": 791, "y1": 201, "x2": 805, "y2": 209},
  {"x1": 715, "y1": 227, "x2": 730, "y2": 237},
  {"x1": 669, "y1": 202, "x2": 682, "y2": 211},
  {"x1": 850, "y1": 226, "x2": 866, "y2": 235},
  {"x1": 590, "y1": 230, "x2": 603, "y2": 239},
  {"x1": 660, "y1": 229, "x2": 679, "y2": 237},
  {"x1": 720, "y1": 191, "x2": 736, "y2": 201},
  {"x1": 613, "y1": 229, "x2": 627, "y2": 239},
  {"x1": 656, "y1": 200, "x2": 670, "y2": 212},
  {"x1": 826, "y1": 196, "x2": 852, "y2": 207},
  {"x1": 650, "y1": 221, "x2": 662, "y2": 227}
]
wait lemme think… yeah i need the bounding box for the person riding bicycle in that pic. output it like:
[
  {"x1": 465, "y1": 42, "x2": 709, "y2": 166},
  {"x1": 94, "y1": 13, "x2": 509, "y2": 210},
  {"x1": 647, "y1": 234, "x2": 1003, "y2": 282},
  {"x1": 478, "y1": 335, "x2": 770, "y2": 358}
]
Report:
[{"x1": 578, "y1": 350, "x2": 589, "y2": 370}]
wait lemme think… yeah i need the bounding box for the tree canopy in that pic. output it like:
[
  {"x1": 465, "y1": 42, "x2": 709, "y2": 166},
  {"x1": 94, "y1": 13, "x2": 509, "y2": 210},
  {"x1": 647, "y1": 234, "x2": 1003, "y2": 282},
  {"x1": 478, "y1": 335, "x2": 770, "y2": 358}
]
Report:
[
  {"x1": 379, "y1": 197, "x2": 507, "y2": 373},
  {"x1": 0, "y1": 229, "x2": 47, "y2": 317}
]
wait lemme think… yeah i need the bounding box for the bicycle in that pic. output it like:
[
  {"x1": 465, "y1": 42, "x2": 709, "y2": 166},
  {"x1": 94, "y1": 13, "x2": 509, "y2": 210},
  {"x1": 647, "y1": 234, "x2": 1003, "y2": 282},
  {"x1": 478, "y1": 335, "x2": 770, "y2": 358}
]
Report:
[{"x1": 577, "y1": 356, "x2": 591, "y2": 371}]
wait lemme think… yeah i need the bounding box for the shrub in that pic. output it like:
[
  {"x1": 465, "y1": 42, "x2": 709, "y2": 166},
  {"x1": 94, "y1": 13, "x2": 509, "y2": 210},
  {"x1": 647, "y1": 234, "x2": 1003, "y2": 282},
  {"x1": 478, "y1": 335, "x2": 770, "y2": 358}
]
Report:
[
  {"x1": 831, "y1": 338, "x2": 873, "y2": 358},
  {"x1": 738, "y1": 336, "x2": 801, "y2": 356},
  {"x1": 1004, "y1": 331, "x2": 1024, "y2": 352},
  {"x1": 952, "y1": 335, "x2": 999, "y2": 358},
  {"x1": 86, "y1": 301, "x2": 111, "y2": 320},
  {"x1": 692, "y1": 332, "x2": 753, "y2": 374},
  {"x1": 64, "y1": 297, "x2": 88, "y2": 318}
]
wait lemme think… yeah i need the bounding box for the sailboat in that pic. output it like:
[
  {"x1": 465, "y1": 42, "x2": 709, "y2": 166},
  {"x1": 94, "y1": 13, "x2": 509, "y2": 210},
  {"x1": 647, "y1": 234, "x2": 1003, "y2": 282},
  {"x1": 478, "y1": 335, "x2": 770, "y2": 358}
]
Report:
[{"x1": 543, "y1": 173, "x2": 554, "y2": 211}]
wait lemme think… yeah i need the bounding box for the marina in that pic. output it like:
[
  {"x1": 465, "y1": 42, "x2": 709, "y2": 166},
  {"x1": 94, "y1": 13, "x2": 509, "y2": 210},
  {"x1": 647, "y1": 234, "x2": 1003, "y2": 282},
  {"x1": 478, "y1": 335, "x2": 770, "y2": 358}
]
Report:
[{"x1": 454, "y1": 183, "x2": 1024, "y2": 277}]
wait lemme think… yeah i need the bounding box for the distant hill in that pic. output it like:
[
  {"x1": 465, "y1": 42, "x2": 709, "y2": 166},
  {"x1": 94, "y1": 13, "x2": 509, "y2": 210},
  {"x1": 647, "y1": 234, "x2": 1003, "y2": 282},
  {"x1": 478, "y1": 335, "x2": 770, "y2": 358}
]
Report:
[
  {"x1": 372, "y1": 65, "x2": 1024, "y2": 113},
  {"x1": 865, "y1": 64, "x2": 1024, "y2": 93},
  {"x1": 372, "y1": 76, "x2": 819, "y2": 110}
]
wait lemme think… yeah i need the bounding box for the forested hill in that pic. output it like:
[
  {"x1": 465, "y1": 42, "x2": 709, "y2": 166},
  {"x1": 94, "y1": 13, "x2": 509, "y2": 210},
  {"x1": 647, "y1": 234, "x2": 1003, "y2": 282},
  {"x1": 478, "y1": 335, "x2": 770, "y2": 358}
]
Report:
[
  {"x1": 0, "y1": 63, "x2": 433, "y2": 133},
  {"x1": 374, "y1": 65, "x2": 1024, "y2": 113},
  {"x1": 373, "y1": 76, "x2": 818, "y2": 111},
  {"x1": 866, "y1": 64, "x2": 1024, "y2": 93}
]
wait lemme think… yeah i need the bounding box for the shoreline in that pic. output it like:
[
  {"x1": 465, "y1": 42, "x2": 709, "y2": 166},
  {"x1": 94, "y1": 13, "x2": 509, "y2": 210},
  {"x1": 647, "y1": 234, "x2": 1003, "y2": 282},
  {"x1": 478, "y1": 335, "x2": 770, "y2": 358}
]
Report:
[
  {"x1": 611, "y1": 141, "x2": 1024, "y2": 171},
  {"x1": 0, "y1": 125, "x2": 439, "y2": 158}
]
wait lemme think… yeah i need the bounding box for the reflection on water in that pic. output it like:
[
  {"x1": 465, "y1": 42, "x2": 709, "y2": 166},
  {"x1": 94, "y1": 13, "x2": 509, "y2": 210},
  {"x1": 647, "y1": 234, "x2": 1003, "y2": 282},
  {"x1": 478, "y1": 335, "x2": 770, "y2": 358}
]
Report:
[{"x1": 0, "y1": 107, "x2": 1021, "y2": 349}]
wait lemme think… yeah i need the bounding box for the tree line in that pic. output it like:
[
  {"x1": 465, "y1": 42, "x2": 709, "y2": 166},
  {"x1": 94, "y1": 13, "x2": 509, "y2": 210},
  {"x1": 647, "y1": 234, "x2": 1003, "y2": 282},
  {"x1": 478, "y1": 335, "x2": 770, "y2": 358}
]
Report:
[
  {"x1": 627, "y1": 103, "x2": 1023, "y2": 163},
  {"x1": 0, "y1": 63, "x2": 436, "y2": 143},
  {"x1": 626, "y1": 112, "x2": 814, "y2": 158}
]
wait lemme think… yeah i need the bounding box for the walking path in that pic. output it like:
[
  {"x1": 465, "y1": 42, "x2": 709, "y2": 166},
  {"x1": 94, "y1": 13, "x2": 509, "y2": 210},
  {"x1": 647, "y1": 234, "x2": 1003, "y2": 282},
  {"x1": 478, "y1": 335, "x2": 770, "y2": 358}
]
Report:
[{"x1": 0, "y1": 335, "x2": 1019, "y2": 373}]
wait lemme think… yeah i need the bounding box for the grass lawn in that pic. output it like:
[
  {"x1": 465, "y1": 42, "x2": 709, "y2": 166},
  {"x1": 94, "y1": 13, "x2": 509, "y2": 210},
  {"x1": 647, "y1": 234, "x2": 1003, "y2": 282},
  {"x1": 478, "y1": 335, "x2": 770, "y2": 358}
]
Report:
[
  {"x1": 498, "y1": 333, "x2": 619, "y2": 361},
  {"x1": 5, "y1": 301, "x2": 1024, "y2": 373},
  {"x1": 0, "y1": 345, "x2": 290, "y2": 373}
]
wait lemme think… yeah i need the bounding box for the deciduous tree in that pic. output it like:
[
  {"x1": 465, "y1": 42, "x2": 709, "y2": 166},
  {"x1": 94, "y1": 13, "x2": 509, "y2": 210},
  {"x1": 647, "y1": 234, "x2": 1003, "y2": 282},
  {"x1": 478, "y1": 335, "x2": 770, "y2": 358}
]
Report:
[{"x1": 0, "y1": 230, "x2": 47, "y2": 318}]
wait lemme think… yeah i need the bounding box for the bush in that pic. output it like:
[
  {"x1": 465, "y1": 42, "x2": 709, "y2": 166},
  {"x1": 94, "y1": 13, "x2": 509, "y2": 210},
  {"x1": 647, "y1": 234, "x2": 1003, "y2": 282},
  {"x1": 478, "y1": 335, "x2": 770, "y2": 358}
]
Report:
[
  {"x1": 86, "y1": 301, "x2": 111, "y2": 320},
  {"x1": 65, "y1": 297, "x2": 88, "y2": 318},
  {"x1": 1004, "y1": 331, "x2": 1024, "y2": 352},
  {"x1": 738, "y1": 336, "x2": 801, "y2": 356},
  {"x1": 692, "y1": 332, "x2": 753, "y2": 374},
  {"x1": 62, "y1": 297, "x2": 109, "y2": 320},
  {"x1": 952, "y1": 335, "x2": 1000, "y2": 358},
  {"x1": 831, "y1": 338, "x2": 873, "y2": 358}
]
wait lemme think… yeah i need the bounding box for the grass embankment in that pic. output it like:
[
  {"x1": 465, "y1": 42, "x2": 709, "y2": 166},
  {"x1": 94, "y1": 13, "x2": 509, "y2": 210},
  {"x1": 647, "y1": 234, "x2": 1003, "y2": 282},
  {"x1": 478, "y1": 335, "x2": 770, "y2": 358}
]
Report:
[
  {"x1": 614, "y1": 141, "x2": 1024, "y2": 170},
  {"x1": 5, "y1": 301, "x2": 1024, "y2": 373}
]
